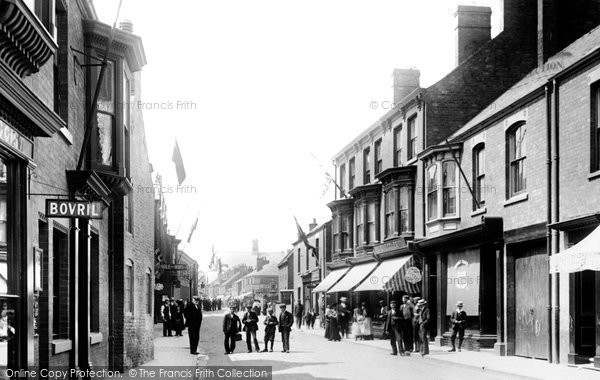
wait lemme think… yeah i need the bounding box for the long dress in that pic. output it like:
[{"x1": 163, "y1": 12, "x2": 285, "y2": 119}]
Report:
[
  {"x1": 351, "y1": 308, "x2": 362, "y2": 338},
  {"x1": 329, "y1": 310, "x2": 341, "y2": 341},
  {"x1": 324, "y1": 308, "x2": 332, "y2": 339}
]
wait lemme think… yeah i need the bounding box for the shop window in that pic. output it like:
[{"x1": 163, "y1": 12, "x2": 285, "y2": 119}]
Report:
[
  {"x1": 407, "y1": 116, "x2": 417, "y2": 160},
  {"x1": 53, "y1": 228, "x2": 69, "y2": 338},
  {"x1": 393, "y1": 126, "x2": 402, "y2": 167},
  {"x1": 124, "y1": 259, "x2": 134, "y2": 314},
  {"x1": 473, "y1": 144, "x2": 486, "y2": 208},
  {"x1": 374, "y1": 139, "x2": 382, "y2": 175},
  {"x1": 592, "y1": 85, "x2": 600, "y2": 172},
  {"x1": 349, "y1": 158, "x2": 355, "y2": 190},
  {"x1": 339, "y1": 164, "x2": 346, "y2": 196},
  {"x1": 442, "y1": 161, "x2": 457, "y2": 216},
  {"x1": 90, "y1": 232, "x2": 100, "y2": 332},
  {"x1": 427, "y1": 165, "x2": 438, "y2": 220},
  {"x1": 363, "y1": 147, "x2": 371, "y2": 184},
  {"x1": 507, "y1": 122, "x2": 527, "y2": 197},
  {"x1": 146, "y1": 268, "x2": 152, "y2": 315}
]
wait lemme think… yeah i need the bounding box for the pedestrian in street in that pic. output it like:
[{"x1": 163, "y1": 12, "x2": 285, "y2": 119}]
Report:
[
  {"x1": 169, "y1": 298, "x2": 183, "y2": 337},
  {"x1": 242, "y1": 305, "x2": 260, "y2": 353},
  {"x1": 261, "y1": 308, "x2": 278, "y2": 352},
  {"x1": 252, "y1": 299, "x2": 261, "y2": 316},
  {"x1": 360, "y1": 303, "x2": 373, "y2": 340},
  {"x1": 351, "y1": 305, "x2": 363, "y2": 340},
  {"x1": 184, "y1": 296, "x2": 203, "y2": 354},
  {"x1": 304, "y1": 310, "x2": 315, "y2": 329},
  {"x1": 412, "y1": 297, "x2": 421, "y2": 353},
  {"x1": 223, "y1": 307, "x2": 241, "y2": 354},
  {"x1": 326, "y1": 304, "x2": 341, "y2": 341},
  {"x1": 177, "y1": 299, "x2": 186, "y2": 334},
  {"x1": 417, "y1": 299, "x2": 430, "y2": 356},
  {"x1": 400, "y1": 295, "x2": 414, "y2": 352},
  {"x1": 384, "y1": 300, "x2": 405, "y2": 356},
  {"x1": 161, "y1": 300, "x2": 171, "y2": 337},
  {"x1": 337, "y1": 297, "x2": 351, "y2": 338},
  {"x1": 378, "y1": 300, "x2": 389, "y2": 322},
  {"x1": 449, "y1": 301, "x2": 467, "y2": 352},
  {"x1": 278, "y1": 304, "x2": 294, "y2": 353},
  {"x1": 293, "y1": 300, "x2": 304, "y2": 330}
]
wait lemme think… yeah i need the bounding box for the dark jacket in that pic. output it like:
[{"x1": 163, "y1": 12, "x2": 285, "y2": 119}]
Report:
[
  {"x1": 242, "y1": 310, "x2": 259, "y2": 332},
  {"x1": 450, "y1": 310, "x2": 467, "y2": 328},
  {"x1": 161, "y1": 304, "x2": 171, "y2": 321},
  {"x1": 419, "y1": 306, "x2": 430, "y2": 327},
  {"x1": 279, "y1": 310, "x2": 294, "y2": 332},
  {"x1": 400, "y1": 303, "x2": 413, "y2": 320},
  {"x1": 293, "y1": 303, "x2": 304, "y2": 317},
  {"x1": 264, "y1": 315, "x2": 278, "y2": 334},
  {"x1": 169, "y1": 303, "x2": 182, "y2": 320},
  {"x1": 384, "y1": 308, "x2": 402, "y2": 333},
  {"x1": 184, "y1": 303, "x2": 203, "y2": 327},
  {"x1": 337, "y1": 304, "x2": 350, "y2": 323},
  {"x1": 223, "y1": 313, "x2": 241, "y2": 334}
]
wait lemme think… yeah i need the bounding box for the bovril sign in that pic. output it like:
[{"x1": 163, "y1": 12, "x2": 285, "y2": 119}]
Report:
[{"x1": 46, "y1": 200, "x2": 104, "y2": 219}]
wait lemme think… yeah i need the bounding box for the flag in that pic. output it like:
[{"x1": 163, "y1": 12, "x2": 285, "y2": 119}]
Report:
[
  {"x1": 187, "y1": 217, "x2": 198, "y2": 243},
  {"x1": 294, "y1": 216, "x2": 318, "y2": 261},
  {"x1": 172, "y1": 140, "x2": 186, "y2": 185},
  {"x1": 209, "y1": 245, "x2": 216, "y2": 271}
]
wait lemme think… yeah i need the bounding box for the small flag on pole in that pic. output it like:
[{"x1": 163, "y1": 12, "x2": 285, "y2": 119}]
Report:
[
  {"x1": 187, "y1": 217, "x2": 198, "y2": 243},
  {"x1": 172, "y1": 140, "x2": 186, "y2": 185},
  {"x1": 294, "y1": 216, "x2": 318, "y2": 261}
]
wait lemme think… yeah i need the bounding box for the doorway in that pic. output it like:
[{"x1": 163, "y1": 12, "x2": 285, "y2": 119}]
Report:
[{"x1": 574, "y1": 270, "x2": 596, "y2": 359}]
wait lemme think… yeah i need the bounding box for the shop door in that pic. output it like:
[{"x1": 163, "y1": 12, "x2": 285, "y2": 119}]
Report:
[
  {"x1": 514, "y1": 243, "x2": 548, "y2": 359},
  {"x1": 575, "y1": 270, "x2": 596, "y2": 358}
]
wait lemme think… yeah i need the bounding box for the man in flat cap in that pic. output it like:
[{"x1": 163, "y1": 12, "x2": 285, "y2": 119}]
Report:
[
  {"x1": 449, "y1": 301, "x2": 467, "y2": 352},
  {"x1": 278, "y1": 304, "x2": 294, "y2": 353}
]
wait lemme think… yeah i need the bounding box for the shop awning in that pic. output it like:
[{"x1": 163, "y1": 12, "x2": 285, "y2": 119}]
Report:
[
  {"x1": 312, "y1": 268, "x2": 350, "y2": 293},
  {"x1": 327, "y1": 262, "x2": 378, "y2": 293},
  {"x1": 549, "y1": 225, "x2": 600, "y2": 273},
  {"x1": 239, "y1": 292, "x2": 253, "y2": 298},
  {"x1": 354, "y1": 255, "x2": 421, "y2": 294}
]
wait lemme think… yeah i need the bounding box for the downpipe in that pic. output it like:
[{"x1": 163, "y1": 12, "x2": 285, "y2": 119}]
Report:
[
  {"x1": 551, "y1": 79, "x2": 560, "y2": 364},
  {"x1": 545, "y1": 83, "x2": 553, "y2": 364}
]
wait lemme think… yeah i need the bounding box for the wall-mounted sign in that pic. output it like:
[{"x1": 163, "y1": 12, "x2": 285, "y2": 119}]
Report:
[
  {"x1": 154, "y1": 283, "x2": 164, "y2": 291},
  {"x1": 404, "y1": 267, "x2": 422, "y2": 284},
  {"x1": 373, "y1": 238, "x2": 407, "y2": 255},
  {"x1": 158, "y1": 264, "x2": 188, "y2": 271},
  {"x1": 45, "y1": 199, "x2": 104, "y2": 219},
  {"x1": 0, "y1": 118, "x2": 34, "y2": 160}
]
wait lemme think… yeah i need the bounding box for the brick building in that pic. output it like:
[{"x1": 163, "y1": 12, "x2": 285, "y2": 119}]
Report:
[{"x1": 0, "y1": 0, "x2": 155, "y2": 371}]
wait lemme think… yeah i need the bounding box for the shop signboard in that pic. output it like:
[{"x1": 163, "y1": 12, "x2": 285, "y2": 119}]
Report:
[{"x1": 46, "y1": 199, "x2": 104, "y2": 219}]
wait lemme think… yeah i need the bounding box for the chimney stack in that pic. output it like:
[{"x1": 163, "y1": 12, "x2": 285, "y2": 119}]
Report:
[
  {"x1": 455, "y1": 5, "x2": 492, "y2": 66},
  {"x1": 119, "y1": 19, "x2": 134, "y2": 33},
  {"x1": 392, "y1": 69, "x2": 420, "y2": 105},
  {"x1": 308, "y1": 218, "x2": 318, "y2": 231}
]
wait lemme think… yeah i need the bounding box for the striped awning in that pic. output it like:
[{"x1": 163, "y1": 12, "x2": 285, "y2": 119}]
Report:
[
  {"x1": 327, "y1": 262, "x2": 378, "y2": 293},
  {"x1": 382, "y1": 255, "x2": 422, "y2": 294},
  {"x1": 355, "y1": 255, "x2": 412, "y2": 292}
]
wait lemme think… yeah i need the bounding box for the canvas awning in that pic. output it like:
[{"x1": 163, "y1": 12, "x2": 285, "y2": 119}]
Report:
[
  {"x1": 549, "y1": 225, "x2": 600, "y2": 273},
  {"x1": 354, "y1": 255, "x2": 421, "y2": 294},
  {"x1": 312, "y1": 268, "x2": 350, "y2": 293},
  {"x1": 327, "y1": 262, "x2": 378, "y2": 293},
  {"x1": 239, "y1": 292, "x2": 253, "y2": 298}
]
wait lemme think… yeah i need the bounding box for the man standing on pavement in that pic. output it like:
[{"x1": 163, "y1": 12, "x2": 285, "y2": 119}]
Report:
[
  {"x1": 384, "y1": 300, "x2": 405, "y2": 356},
  {"x1": 378, "y1": 300, "x2": 389, "y2": 322},
  {"x1": 337, "y1": 297, "x2": 351, "y2": 338},
  {"x1": 417, "y1": 299, "x2": 430, "y2": 356},
  {"x1": 184, "y1": 296, "x2": 203, "y2": 355},
  {"x1": 161, "y1": 299, "x2": 171, "y2": 337},
  {"x1": 293, "y1": 300, "x2": 304, "y2": 330},
  {"x1": 449, "y1": 301, "x2": 467, "y2": 352},
  {"x1": 261, "y1": 308, "x2": 278, "y2": 352},
  {"x1": 223, "y1": 307, "x2": 242, "y2": 354},
  {"x1": 242, "y1": 305, "x2": 260, "y2": 353},
  {"x1": 412, "y1": 297, "x2": 421, "y2": 353},
  {"x1": 400, "y1": 295, "x2": 414, "y2": 352},
  {"x1": 278, "y1": 304, "x2": 294, "y2": 353}
]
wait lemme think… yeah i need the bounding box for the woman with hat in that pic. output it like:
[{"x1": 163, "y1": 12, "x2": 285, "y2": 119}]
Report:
[
  {"x1": 326, "y1": 303, "x2": 341, "y2": 341},
  {"x1": 361, "y1": 302, "x2": 373, "y2": 340}
]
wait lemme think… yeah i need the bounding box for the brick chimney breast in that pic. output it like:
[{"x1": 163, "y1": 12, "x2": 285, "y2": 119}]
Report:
[
  {"x1": 455, "y1": 5, "x2": 492, "y2": 66},
  {"x1": 392, "y1": 69, "x2": 420, "y2": 105}
]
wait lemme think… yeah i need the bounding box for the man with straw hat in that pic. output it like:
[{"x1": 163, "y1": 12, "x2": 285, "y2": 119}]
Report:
[{"x1": 449, "y1": 301, "x2": 467, "y2": 352}]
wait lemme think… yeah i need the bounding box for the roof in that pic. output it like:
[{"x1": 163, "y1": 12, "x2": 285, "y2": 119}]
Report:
[
  {"x1": 277, "y1": 250, "x2": 294, "y2": 268},
  {"x1": 244, "y1": 263, "x2": 279, "y2": 278},
  {"x1": 220, "y1": 271, "x2": 244, "y2": 287},
  {"x1": 290, "y1": 219, "x2": 332, "y2": 247},
  {"x1": 450, "y1": 24, "x2": 600, "y2": 141}
]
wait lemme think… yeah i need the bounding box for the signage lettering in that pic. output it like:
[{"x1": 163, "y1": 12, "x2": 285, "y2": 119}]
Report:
[
  {"x1": 45, "y1": 200, "x2": 104, "y2": 219},
  {"x1": 0, "y1": 118, "x2": 34, "y2": 159},
  {"x1": 373, "y1": 238, "x2": 407, "y2": 255},
  {"x1": 158, "y1": 264, "x2": 188, "y2": 271}
]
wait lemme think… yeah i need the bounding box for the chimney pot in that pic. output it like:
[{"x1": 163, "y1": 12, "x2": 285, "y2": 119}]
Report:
[
  {"x1": 308, "y1": 218, "x2": 318, "y2": 231},
  {"x1": 392, "y1": 69, "x2": 420, "y2": 105},
  {"x1": 455, "y1": 5, "x2": 492, "y2": 65},
  {"x1": 119, "y1": 19, "x2": 134, "y2": 33}
]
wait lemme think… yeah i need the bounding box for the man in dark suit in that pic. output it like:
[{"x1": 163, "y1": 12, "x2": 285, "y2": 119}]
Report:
[
  {"x1": 161, "y1": 300, "x2": 171, "y2": 337},
  {"x1": 383, "y1": 300, "x2": 405, "y2": 355},
  {"x1": 449, "y1": 301, "x2": 467, "y2": 352},
  {"x1": 417, "y1": 299, "x2": 430, "y2": 356},
  {"x1": 184, "y1": 296, "x2": 203, "y2": 354},
  {"x1": 242, "y1": 305, "x2": 260, "y2": 352},
  {"x1": 278, "y1": 304, "x2": 294, "y2": 353},
  {"x1": 293, "y1": 300, "x2": 304, "y2": 330},
  {"x1": 400, "y1": 295, "x2": 414, "y2": 352},
  {"x1": 337, "y1": 297, "x2": 351, "y2": 338},
  {"x1": 222, "y1": 307, "x2": 241, "y2": 354}
]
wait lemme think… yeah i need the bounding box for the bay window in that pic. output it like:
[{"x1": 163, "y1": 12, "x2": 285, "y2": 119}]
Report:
[
  {"x1": 427, "y1": 165, "x2": 438, "y2": 220},
  {"x1": 367, "y1": 202, "x2": 377, "y2": 243},
  {"x1": 442, "y1": 161, "x2": 457, "y2": 216},
  {"x1": 385, "y1": 189, "x2": 396, "y2": 237},
  {"x1": 399, "y1": 186, "x2": 409, "y2": 232},
  {"x1": 333, "y1": 217, "x2": 339, "y2": 252},
  {"x1": 341, "y1": 215, "x2": 351, "y2": 251},
  {"x1": 355, "y1": 205, "x2": 364, "y2": 246}
]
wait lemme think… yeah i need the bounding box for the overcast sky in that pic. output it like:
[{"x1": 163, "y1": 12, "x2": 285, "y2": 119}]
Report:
[{"x1": 94, "y1": 0, "x2": 501, "y2": 271}]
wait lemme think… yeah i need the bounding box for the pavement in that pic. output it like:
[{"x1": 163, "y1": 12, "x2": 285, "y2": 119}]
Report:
[{"x1": 127, "y1": 311, "x2": 600, "y2": 380}]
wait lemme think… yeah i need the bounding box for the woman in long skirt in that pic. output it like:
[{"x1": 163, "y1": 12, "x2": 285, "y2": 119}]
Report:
[
  {"x1": 329, "y1": 304, "x2": 341, "y2": 341},
  {"x1": 360, "y1": 303, "x2": 372, "y2": 340},
  {"x1": 324, "y1": 305, "x2": 332, "y2": 340}
]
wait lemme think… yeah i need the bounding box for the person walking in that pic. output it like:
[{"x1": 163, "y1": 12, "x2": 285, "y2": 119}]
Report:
[
  {"x1": 184, "y1": 296, "x2": 203, "y2": 355},
  {"x1": 161, "y1": 300, "x2": 171, "y2": 337},
  {"x1": 417, "y1": 299, "x2": 430, "y2": 356},
  {"x1": 400, "y1": 295, "x2": 414, "y2": 352},
  {"x1": 261, "y1": 308, "x2": 278, "y2": 352},
  {"x1": 337, "y1": 297, "x2": 351, "y2": 338},
  {"x1": 327, "y1": 304, "x2": 341, "y2": 341},
  {"x1": 384, "y1": 300, "x2": 405, "y2": 356},
  {"x1": 412, "y1": 297, "x2": 421, "y2": 353},
  {"x1": 278, "y1": 304, "x2": 294, "y2": 353},
  {"x1": 223, "y1": 307, "x2": 241, "y2": 354},
  {"x1": 360, "y1": 303, "x2": 372, "y2": 340},
  {"x1": 378, "y1": 300, "x2": 389, "y2": 322},
  {"x1": 242, "y1": 305, "x2": 260, "y2": 353},
  {"x1": 449, "y1": 301, "x2": 467, "y2": 352},
  {"x1": 169, "y1": 298, "x2": 182, "y2": 337},
  {"x1": 293, "y1": 300, "x2": 304, "y2": 330}
]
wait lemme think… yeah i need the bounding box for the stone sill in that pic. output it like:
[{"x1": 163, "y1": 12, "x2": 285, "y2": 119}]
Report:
[
  {"x1": 503, "y1": 192, "x2": 528, "y2": 207},
  {"x1": 90, "y1": 332, "x2": 103, "y2": 345},
  {"x1": 59, "y1": 127, "x2": 73, "y2": 145},
  {"x1": 471, "y1": 207, "x2": 487, "y2": 217},
  {"x1": 52, "y1": 339, "x2": 72, "y2": 355},
  {"x1": 588, "y1": 170, "x2": 600, "y2": 181}
]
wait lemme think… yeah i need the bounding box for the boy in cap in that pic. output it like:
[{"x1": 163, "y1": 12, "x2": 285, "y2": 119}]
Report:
[
  {"x1": 449, "y1": 301, "x2": 467, "y2": 352},
  {"x1": 261, "y1": 308, "x2": 278, "y2": 352}
]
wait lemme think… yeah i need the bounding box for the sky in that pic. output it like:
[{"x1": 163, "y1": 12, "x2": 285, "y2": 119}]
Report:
[{"x1": 94, "y1": 0, "x2": 501, "y2": 272}]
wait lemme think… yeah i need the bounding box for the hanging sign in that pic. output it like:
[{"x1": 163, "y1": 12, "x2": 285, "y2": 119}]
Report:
[
  {"x1": 158, "y1": 263, "x2": 188, "y2": 271},
  {"x1": 45, "y1": 199, "x2": 104, "y2": 219}
]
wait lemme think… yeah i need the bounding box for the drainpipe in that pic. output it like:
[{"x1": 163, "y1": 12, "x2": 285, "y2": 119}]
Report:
[
  {"x1": 552, "y1": 79, "x2": 560, "y2": 364},
  {"x1": 545, "y1": 83, "x2": 553, "y2": 363}
]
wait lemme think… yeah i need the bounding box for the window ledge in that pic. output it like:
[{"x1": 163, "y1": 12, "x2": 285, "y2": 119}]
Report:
[
  {"x1": 59, "y1": 127, "x2": 73, "y2": 145},
  {"x1": 471, "y1": 207, "x2": 487, "y2": 217},
  {"x1": 504, "y1": 193, "x2": 528, "y2": 207},
  {"x1": 588, "y1": 170, "x2": 600, "y2": 181},
  {"x1": 406, "y1": 157, "x2": 418, "y2": 166},
  {"x1": 425, "y1": 216, "x2": 460, "y2": 225},
  {"x1": 90, "y1": 332, "x2": 103, "y2": 345},
  {"x1": 52, "y1": 339, "x2": 73, "y2": 355}
]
